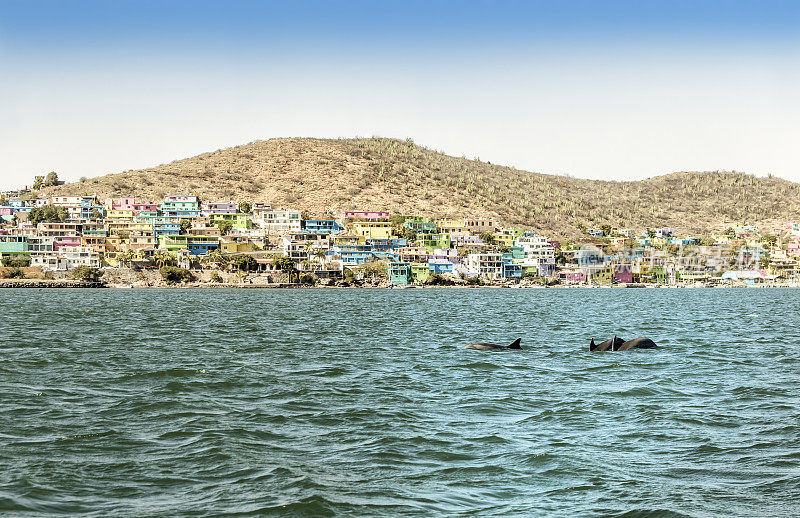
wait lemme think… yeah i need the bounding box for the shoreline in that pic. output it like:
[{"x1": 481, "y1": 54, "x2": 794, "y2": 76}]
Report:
[{"x1": 0, "y1": 279, "x2": 794, "y2": 289}]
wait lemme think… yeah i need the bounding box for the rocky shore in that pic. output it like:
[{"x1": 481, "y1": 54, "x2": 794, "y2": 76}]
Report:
[{"x1": 0, "y1": 279, "x2": 105, "y2": 288}]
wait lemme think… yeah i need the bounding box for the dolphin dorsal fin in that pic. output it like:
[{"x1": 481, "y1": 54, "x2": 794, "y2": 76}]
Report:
[
  {"x1": 590, "y1": 338, "x2": 596, "y2": 351},
  {"x1": 612, "y1": 335, "x2": 618, "y2": 351},
  {"x1": 508, "y1": 338, "x2": 522, "y2": 349}
]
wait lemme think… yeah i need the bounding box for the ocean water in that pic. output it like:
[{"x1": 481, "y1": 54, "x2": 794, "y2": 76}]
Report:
[{"x1": 2, "y1": 287, "x2": 799, "y2": 517}]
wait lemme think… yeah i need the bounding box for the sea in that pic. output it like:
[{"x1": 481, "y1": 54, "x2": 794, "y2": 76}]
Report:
[{"x1": 2, "y1": 287, "x2": 799, "y2": 517}]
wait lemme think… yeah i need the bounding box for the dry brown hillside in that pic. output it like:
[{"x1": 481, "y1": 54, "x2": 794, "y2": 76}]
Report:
[{"x1": 43, "y1": 137, "x2": 800, "y2": 240}]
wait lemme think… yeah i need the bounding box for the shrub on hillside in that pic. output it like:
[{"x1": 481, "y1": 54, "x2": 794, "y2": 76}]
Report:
[
  {"x1": 1, "y1": 254, "x2": 31, "y2": 268},
  {"x1": 210, "y1": 272, "x2": 223, "y2": 283},
  {"x1": 1, "y1": 267, "x2": 25, "y2": 279},
  {"x1": 299, "y1": 273, "x2": 317, "y2": 285},
  {"x1": 464, "y1": 276, "x2": 482, "y2": 286},
  {"x1": 71, "y1": 266, "x2": 102, "y2": 282},
  {"x1": 160, "y1": 266, "x2": 195, "y2": 284},
  {"x1": 425, "y1": 273, "x2": 453, "y2": 286},
  {"x1": 28, "y1": 206, "x2": 68, "y2": 225},
  {"x1": 230, "y1": 255, "x2": 257, "y2": 271}
]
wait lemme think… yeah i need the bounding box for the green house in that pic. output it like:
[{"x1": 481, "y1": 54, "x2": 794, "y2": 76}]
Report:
[
  {"x1": 210, "y1": 213, "x2": 251, "y2": 229},
  {"x1": 388, "y1": 262, "x2": 412, "y2": 285},
  {"x1": 404, "y1": 221, "x2": 437, "y2": 235},
  {"x1": 397, "y1": 215, "x2": 426, "y2": 224},
  {"x1": 507, "y1": 246, "x2": 525, "y2": 259},
  {"x1": 0, "y1": 237, "x2": 28, "y2": 256},
  {"x1": 420, "y1": 233, "x2": 451, "y2": 252},
  {"x1": 410, "y1": 262, "x2": 431, "y2": 284},
  {"x1": 157, "y1": 234, "x2": 220, "y2": 255}
]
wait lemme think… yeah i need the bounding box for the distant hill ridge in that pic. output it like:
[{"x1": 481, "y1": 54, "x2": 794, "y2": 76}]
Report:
[{"x1": 43, "y1": 137, "x2": 798, "y2": 239}]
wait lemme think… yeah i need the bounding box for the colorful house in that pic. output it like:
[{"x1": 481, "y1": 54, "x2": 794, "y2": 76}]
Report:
[
  {"x1": 210, "y1": 213, "x2": 251, "y2": 229},
  {"x1": 160, "y1": 195, "x2": 201, "y2": 217},
  {"x1": 388, "y1": 262, "x2": 412, "y2": 285},
  {"x1": 303, "y1": 220, "x2": 343, "y2": 234},
  {"x1": 352, "y1": 221, "x2": 394, "y2": 240},
  {"x1": 157, "y1": 234, "x2": 220, "y2": 255},
  {"x1": 410, "y1": 262, "x2": 431, "y2": 283},
  {"x1": 341, "y1": 211, "x2": 389, "y2": 221}
]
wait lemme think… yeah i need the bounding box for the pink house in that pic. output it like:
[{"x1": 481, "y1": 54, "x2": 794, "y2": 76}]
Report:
[
  {"x1": 53, "y1": 235, "x2": 81, "y2": 250},
  {"x1": 132, "y1": 203, "x2": 158, "y2": 213},
  {"x1": 341, "y1": 211, "x2": 389, "y2": 221},
  {"x1": 789, "y1": 240, "x2": 800, "y2": 257},
  {"x1": 112, "y1": 197, "x2": 136, "y2": 210},
  {"x1": 112, "y1": 197, "x2": 158, "y2": 214},
  {"x1": 559, "y1": 269, "x2": 586, "y2": 283},
  {"x1": 614, "y1": 266, "x2": 633, "y2": 283},
  {"x1": 0, "y1": 207, "x2": 13, "y2": 216}
]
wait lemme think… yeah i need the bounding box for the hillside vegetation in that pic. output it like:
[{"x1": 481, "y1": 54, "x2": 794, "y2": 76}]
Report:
[{"x1": 43, "y1": 137, "x2": 799, "y2": 239}]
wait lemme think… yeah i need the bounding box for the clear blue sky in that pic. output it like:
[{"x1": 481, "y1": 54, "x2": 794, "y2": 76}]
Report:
[{"x1": 1, "y1": 0, "x2": 798, "y2": 187}]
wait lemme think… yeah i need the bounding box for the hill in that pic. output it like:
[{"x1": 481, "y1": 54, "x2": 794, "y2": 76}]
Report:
[{"x1": 42, "y1": 137, "x2": 799, "y2": 240}]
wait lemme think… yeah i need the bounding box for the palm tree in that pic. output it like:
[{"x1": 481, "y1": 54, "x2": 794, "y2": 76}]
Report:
[
  {"x1": 152, "y1": 250, "x2": 175, "y2": 269},
  {"x1": 117, "y1": 250, "x2": 135, "y2": 268},
  {"x1": 313, "y1": 248, "x2": 327, "y2": 270},
  {"x1": 207, "y1": 249, "x2": 228, "y2": 270},
  {"x1": 303, "y1": 242, "x2": 315, "y2": 268}
]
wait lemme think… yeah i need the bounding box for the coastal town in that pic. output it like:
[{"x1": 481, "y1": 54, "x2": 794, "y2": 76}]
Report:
[{"x1": 0, "y1": 179, "x2": 798, "y2": 288}]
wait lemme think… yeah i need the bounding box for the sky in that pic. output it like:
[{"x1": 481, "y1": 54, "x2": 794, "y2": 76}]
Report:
[{"x1": 0, "y1": 0, "x2": 798, "y2": 188}]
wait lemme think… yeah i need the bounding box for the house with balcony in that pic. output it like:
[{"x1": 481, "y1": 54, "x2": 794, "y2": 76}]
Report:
[
  {"x1": 201, "y1": 201, "x2": 238, "y2": 217},
  {"x1": 160, "y1": 195, "x2": 201, "y2": 217},
  {"x1": 303, "y1": 220, "x2": 343, "y2": 234},
  {"x1": 396, "y1": 246, "x2": 428, "y2": 264},
  {"x1": 31, "y1": 246, "x2": 100, "y2": 270},
  {"x1": 365, "y1": 238, "x2": 407, "y2": 252},
  {"x1": 253, "y1": 208, "x2": 302, "y2": 233},
  {"x1": 51, "y1": 195, "x2": 103, "y2": 220},
  {"x1": 330, "y1": 244, "x2": 375, "y2": 265},
  {"x1": 388, "y1": 262, "x2": 412, "y2": 285},
  {"x1": 464, "y1": 218, "x2": 497, "y2": 234},
  {"x1": 157, "y1": 234, "x2": 220, "y2": 255},
  {"x1": 0, "y1": 235, "x2": 28, "y2": 260},
  {"x1": 210, "y1": 212, "x2": 251, "y2": 229},
  {"x1": 467, "y1": 253, "x2": 503, "y2": 279},
  {"x1": 341, "y1": 210, "x2": 389, "y2": 221},
  {"x1": 352, "y1": 221, "x2": 394, "y2": 241},
  {"x1": 435, "y1": 219, "x2": 467, "y2": 234},
  {"x1": 494, "y1": 228, "x2": 524, "y2": 247}
]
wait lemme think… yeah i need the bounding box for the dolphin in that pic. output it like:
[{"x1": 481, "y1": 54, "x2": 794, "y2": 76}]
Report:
[
  {"x1": 590, "y1": 336, "x2": 625, "y2": 351},
  {"x1": 590, "y1": 336, "x2": 658, "y2": 351},
  {"x1": 464, "y1": 338, "x2": 522, "y2": 351},
  {"x1": 616, "y1": 337, "x2": 658, "y2": 351}
]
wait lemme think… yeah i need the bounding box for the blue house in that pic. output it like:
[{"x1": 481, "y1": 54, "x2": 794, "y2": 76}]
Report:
[
  {"x1": 332, "y1": 244, "x2": 375, "y2": 265},
  {"x1": 187, "y1": 240, "x2": 219, "y2": 255},
  {"x1": 502, "y1": 262, "x2": 522, "y2": 278},
  {"x1": 428, "y1": 261, "x2": 454, "y2": 274},
  {"x1": 303, "y1": 220, "x2": 343, "y2": 234},
  {"x1": 153, "y1": 222, "x2": 180, "y2": 240}
]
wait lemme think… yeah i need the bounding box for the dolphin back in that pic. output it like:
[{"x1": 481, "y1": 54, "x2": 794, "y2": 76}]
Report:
[
  {"x1": 616, "y1": 337, "x2": 658, "y2": 351},
  {"x1": 591, "y1": 336, "x2": 626, "y2": 351},
  {"x1": 465, "y1": 343, "x2": 501, "y2": 350}
]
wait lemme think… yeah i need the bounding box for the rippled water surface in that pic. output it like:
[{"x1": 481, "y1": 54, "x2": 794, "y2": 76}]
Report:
[{"x1": 2, "y1": 288, "x2": 800, "y2": 516}]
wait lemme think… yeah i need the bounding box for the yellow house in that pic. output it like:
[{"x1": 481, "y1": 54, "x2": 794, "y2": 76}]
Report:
[
  {"x1": 221, "y1": 241, "x2": 256, "y2": 254},
  {"x1": 493, "y1": 233, "x2": 517, "y2": 247},
  {"x1": 106, "y1": 209, "x2": 133, "y2": 220},
  {"x1": 353, "y1": 221, "x2": 394, "y2": 240},
  {"x1": 436, "y1": 219, "x2": 466, "y2": 234},
  {"x1": 332, "y1": 235, "x2": 361, "y2": 246},
  {"x1": 108, "y1": 220, "x2": 152, "y2": 235},
  {"x1": 493, "y1": 229, "x2": 524, "y2": 247}
]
